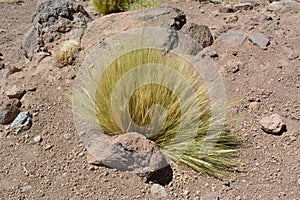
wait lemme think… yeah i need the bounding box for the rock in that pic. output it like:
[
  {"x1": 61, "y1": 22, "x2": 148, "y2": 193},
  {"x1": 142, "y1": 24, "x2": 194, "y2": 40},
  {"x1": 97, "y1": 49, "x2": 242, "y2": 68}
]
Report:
[
  {"x1": 210, "y1": 0, "x2": 222, "y2": 4},
  {"x1": 0, "y1": 29, "x2": 6, "y2": 33},
  {"x1": 234, "y1": 3, "x2": 253, "y2": 11},
  {"x1": 218, "y1": 31, "x2": 247, "y2": 47},
  {"x1": 21, "y1": 0, "x2": 91, "y2": 60},
  {"x1": 6, "y1": 85, "x2": 26, "y2": 99},
  {"x1": 231, "y1": 65, "x2": 240, "y2": 73},
  {"x1": 63, "y1": 133, "x2": 72, "y2": 140},
  {"x1": 183, "y1": 190, "x2": 190, "y2": 196},
  {"x1": 285, "y1": 0, "x2": 296, "y2": 6},
  {"x1": 200, "y1": 192, "x2": 221, "y2": 200},
  {"x1": 182, "y1": 23, "x2": 214, "y2": 51},
  {"x1": 223, "y1": 181, "x2": 231, "y2": 187},
  {"x1": 151, "y1": 184, "x2": 167, "y2": 197},
  {"x1": 44, "y1": 144, "x2": 53, "y2": 150},
  {"x1": 20, "y1": 185, "x2": 32, "y2": 193},
  {"x1": 249, "y1": 102, "x2": 260, "y2": 112},
  {"x1": 247, "y1": 97, "x2": 261, "y2": 102},
  {"x1": 219, "y1": 5, "x2": 236, "y2": 13},
  {"x1": 248, "y1": 32, "x2": 270, "y2": 50},
  {"x1": 33, "y1": 135, "x2": 42, "y2": 143},
  {"x1": 219, "y1": 3, "x2": 253, "y2": 13},
  {"x1": 267, "y1": 2, "x2": 284, "y2": 11},
  {"x1": 240, "y1": 0, "x2": 259, "y2": 7},
  {"x1": 81, "y1": 8, "x2": 188, "y2": 61},
  {"x1": 2, "y1": 98, "x2": 22, "y2": 108},
  {"x1": 227, "y1": 61, "x2": 241, "y2": 73},
  {"x1": 260, "y1": 114, "x2": 286, "y2": 134},
  {"x1": 0, "y1": 104, "x2": 20, "y2": 125},
  {"x1": 200, "y1": 46, "x2": 218, "y2": 59},
  {"x1": 4, "y1": 66, "x2": 22, "y2": 77},
  {"x1": 281, "y1": 0, "x2": 296, "y2": 13},
  {"x1": 86, "y1": 132, "x2": 169, "y2": 180},
  {"x1": 214, "y1": 25, "x2": 231, "y2": 38},
  {"x1": 11, "y1": 111, "x2": 32, "y2": 134},
  {"x1": 225, "y1": 15, "x2": 239, "y2": 24},
  {"x1": 80, "y1": 7, "x2": 209, "y2": 58},
  {"x1": 288, "y1": 52, "x2": 299, "y2": 60}
]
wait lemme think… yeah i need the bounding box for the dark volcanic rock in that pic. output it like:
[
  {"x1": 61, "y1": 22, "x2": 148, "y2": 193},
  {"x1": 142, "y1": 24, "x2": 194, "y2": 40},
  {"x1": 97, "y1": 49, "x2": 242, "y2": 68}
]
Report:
[
  {"x1": 21, "y1": 0, "x2": 91, "y2": 60},
  {"x1": 0, "y1": 105, "x2": 20, "y2": 125},
  {"x1": 182, "y1": 23, "x2": 214, "y2": 54}
]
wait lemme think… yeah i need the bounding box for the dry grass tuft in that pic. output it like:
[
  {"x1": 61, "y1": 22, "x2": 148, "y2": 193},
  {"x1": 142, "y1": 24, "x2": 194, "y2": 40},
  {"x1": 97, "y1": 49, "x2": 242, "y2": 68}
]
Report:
[
  {"x1": 90, "y1": 0, "x2": 160, "y2": 14},
  {"x1": 74, "y1": 47, "x2": 240, "y2": 178},
  {"x1": 54, "y1": 39, "x2": 80, "y2": 68}
]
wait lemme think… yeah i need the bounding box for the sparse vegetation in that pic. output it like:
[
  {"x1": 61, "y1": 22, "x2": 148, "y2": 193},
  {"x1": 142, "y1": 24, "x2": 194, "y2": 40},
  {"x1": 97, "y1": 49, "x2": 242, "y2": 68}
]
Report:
[
  {"x1": 90, "y1": 0, "x2": 160, "y2": 14},
  {"x1": 54, "y1": 39, "x2": 80, "y2": 68},
  {"x1": 75, "y1": 47, "x2": 239, "y2": 178}
]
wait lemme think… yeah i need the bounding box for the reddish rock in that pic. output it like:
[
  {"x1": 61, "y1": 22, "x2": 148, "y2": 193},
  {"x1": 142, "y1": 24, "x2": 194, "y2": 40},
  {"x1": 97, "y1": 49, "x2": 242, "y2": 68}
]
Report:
[
  {"x1": 0, "y1": 101, "x2": 20, "y2": 124},
  {"x1": 86, "y1": 132, "x2": 169, "y2": 179},
  {"x1": 260, "y1": 114, "x2": 286, "y2": 135}
]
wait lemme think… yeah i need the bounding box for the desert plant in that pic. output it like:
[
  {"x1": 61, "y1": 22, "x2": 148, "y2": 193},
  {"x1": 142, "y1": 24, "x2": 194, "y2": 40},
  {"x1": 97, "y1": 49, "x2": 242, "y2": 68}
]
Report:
[
  {"x1": 54, "y1": 39, "x2": 80, "y2": 67},
  {"x1": 90, "y1": 0, "x2": 160, "y2": 14},
  {"x1": 73, "y1": 43, "x2": 240, "y2": 178}
]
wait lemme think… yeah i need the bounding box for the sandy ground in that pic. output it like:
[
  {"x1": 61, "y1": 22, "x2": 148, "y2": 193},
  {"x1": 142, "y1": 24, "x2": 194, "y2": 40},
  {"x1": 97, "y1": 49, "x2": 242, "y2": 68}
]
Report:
[{"x1": 0, "y1": 0, "x2": 299, "y2": 199}]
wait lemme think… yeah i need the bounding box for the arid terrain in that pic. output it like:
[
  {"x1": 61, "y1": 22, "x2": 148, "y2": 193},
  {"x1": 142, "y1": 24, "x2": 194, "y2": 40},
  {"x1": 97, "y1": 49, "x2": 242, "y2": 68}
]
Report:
[{"x1": 0, "y1": 0, "x2": 299, "y2": 199}]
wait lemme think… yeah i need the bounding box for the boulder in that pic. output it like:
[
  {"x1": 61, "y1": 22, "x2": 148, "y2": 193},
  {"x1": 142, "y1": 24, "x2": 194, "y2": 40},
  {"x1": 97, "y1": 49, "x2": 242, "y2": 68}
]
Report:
[
  {"x1": 21, "y1": 0, "x2": 91, "y2": 61},
  {"x1": 80, "y1": 8, "x2": 211, "y2": 59},
  {"x1": 81, "y1": 8, "x2": 185, "y2": 58},
  {"x1": 86, "y1": 132, "x2": 169, "y2": 180},
  {"x1": 182, "y1": 23, "x2": 214, "y2": 55}
]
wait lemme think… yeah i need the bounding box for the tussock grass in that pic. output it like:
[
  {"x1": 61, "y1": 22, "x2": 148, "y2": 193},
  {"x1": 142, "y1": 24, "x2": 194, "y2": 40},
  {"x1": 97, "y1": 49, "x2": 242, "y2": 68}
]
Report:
[
  {"x1": 54, "y1": 39, "x2": 80, "y2": 68},
  {"x1": 76, "y1": 47, "x2": 241, "y2": 178},
  {"x1": 90, "y1": 0, "x2": 160, "y2": 14}
]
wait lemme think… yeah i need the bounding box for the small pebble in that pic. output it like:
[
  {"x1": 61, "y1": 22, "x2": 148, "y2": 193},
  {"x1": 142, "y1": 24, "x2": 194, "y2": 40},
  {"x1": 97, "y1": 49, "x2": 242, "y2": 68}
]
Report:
[
  {"x1": 231, "y1": 65, "x2": 240, "y2": 73},
  {"x1": 44, "y1": 144, "x2": 53, "y2": 150},
  {"x1": 102, "y1": 171, "x2": 109, "y2": 177},
  {"x1": 33, "y1": 135, "x2": 42, "y2": 143},
  {"x1": 151, "y1": 183, "x2": 167, "y2": 197},
  {"x1": 249, "y1": 102, "x2": 260, "y2": 112},
  {"x1": 223, "y1": 181, "x2": 230, "y2": 187},
  {"x1": 20, "y1": 185, "x2": 32, "y2": 193},
  {"x1": 78, "y1": 152, "x2": 84, "y2": 157},
  {"x1": 288, "y1": 52, "x2": 299, "y2": 60},
  {"x1": 183, "y1": 190, "x2": 190, "y2": 196},
  {"x1": 63, "y1": 133, "x2": 72, "y2": 140}
]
